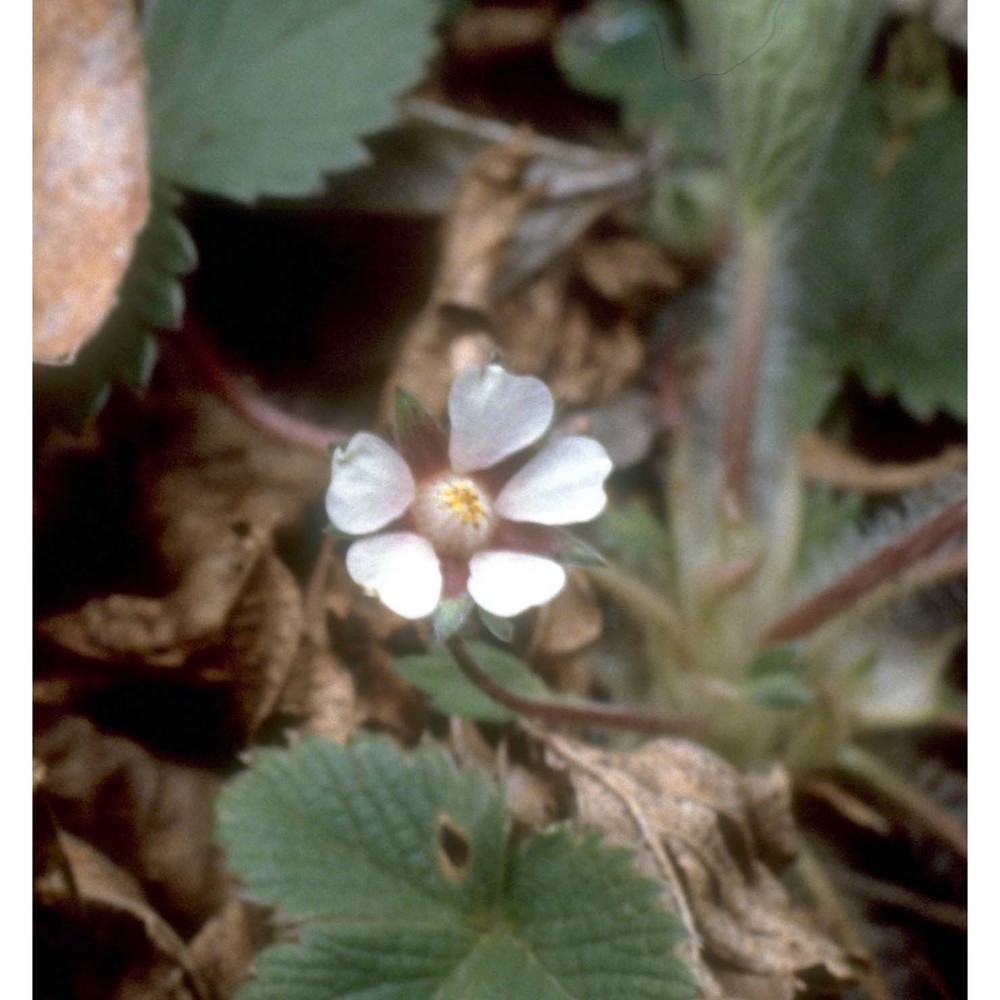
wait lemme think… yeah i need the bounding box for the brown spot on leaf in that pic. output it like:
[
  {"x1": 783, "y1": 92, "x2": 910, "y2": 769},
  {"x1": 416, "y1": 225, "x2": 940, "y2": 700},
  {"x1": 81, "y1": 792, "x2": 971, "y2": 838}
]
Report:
[{"x1": 435, "y1": 813, "x2": 472, "y2": 884}]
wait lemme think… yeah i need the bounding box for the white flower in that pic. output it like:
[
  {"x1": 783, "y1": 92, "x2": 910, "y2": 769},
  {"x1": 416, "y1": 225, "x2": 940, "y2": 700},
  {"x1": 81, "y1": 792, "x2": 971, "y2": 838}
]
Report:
[{"x1": 326, "y1": 364, "x2": 613, "y2": 619}]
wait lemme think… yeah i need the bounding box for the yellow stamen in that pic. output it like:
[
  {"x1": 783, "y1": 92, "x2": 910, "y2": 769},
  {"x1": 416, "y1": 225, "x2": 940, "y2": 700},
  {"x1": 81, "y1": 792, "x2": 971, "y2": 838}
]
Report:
[{"x1": 439, "y1": 480, "x2": 487, "y2": 526}]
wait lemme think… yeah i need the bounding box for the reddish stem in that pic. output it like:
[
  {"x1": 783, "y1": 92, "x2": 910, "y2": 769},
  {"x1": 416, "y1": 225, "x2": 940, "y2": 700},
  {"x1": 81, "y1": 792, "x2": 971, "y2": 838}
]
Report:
[
  {"x1": 181, "y1": 320, "x2": 346, "y2": 455},
  {"x1": 445, "y1": 635, "x2": 701, "y2": 736},
  {"x1": 761, "y1": 494, "x2": 967, "y2": 644},
  {"x1": 721, "y1": 225, "x2": 774, "y2": 518}
]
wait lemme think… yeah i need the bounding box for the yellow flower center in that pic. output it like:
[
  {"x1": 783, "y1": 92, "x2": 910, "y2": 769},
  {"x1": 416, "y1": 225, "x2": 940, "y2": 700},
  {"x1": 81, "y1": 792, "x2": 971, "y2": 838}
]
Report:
[
  {"x1": 438, "y1": 480, "x2": 488, "y2": 526},
  {"x1": 413, "y1": 476, "x2": 497, "y2": 558}
]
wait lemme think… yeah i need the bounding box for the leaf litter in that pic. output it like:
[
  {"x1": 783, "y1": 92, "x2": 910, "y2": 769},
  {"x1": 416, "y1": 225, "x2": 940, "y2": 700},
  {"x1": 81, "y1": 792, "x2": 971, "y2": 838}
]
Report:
[{"x1": 34, "y1": 4, "x2": 965, "y2": 997}]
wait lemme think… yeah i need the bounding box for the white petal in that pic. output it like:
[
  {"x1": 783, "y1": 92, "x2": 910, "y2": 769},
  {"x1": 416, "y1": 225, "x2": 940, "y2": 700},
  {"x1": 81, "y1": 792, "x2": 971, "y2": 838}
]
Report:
[
  {"x1": 327, "y1": 432, "x2": 415, "y2": 534},
  {"x1": 448, "y1": 364, "x2": 554, "y2": 472},
  {"x1": 496, "y1": 436, "x2": 612, "y2": 525},
  {"x1": 345, "y1": 533, "x2": 442, "y2": 619},
  {"x1": 468, "y1": 551, "x2": 566, "y2": 617}
]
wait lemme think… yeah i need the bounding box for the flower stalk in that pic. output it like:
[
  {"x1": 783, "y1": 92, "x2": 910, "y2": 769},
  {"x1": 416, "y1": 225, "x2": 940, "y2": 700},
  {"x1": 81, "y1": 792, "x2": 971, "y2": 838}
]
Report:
[{"x1": 444, "y1": 635, "x2": 701, "y2": 737}]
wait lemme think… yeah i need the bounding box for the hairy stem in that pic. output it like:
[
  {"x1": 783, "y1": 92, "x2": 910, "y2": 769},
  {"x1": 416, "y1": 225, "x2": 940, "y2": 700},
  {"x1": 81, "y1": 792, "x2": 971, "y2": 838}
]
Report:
[
  {"x1": 761, "y1": 493, "x2": 967, "y2": 644},
  {"x1": 835, "y1": 744, "x2": 967, "y2": 857},
  {"x1": 182, "y1": 319, "x2": 346, "y2": 455},
  {"x1": 443, "y1": 635, "x2": 701, "y2": 736},
  {"x1": 720, "y1": 222, "x2": 775, "y2": 519}
]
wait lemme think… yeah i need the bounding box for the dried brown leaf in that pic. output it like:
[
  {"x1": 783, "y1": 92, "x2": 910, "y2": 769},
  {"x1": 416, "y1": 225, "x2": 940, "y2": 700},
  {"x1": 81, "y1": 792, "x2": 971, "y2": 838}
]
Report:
[
  {"x1": 498, "y1": 271, "x2": 645, "y2": 405},
  {"x1": 799, "y1": 433, "x2": 967, "y2": 495},
  {"x1": 33, "y1": 0, "x2": 150, "y2": 363},
  {"x1": 187, "y1": 899, "x2": 273, "y2": 1000},
  {"x1": 542, "y1": 733, "x2": 856, "y2": 999},
  {"x1": 532, "y1": 570, "x2": 604, "y2": 658},
  {"x1": 448, "y1": 5, "x2": 557, "y2": 61},
  {"x1": 575, "y1": 236, "x2": 684, "y2": 306},
  {"x1": 386, "y1": 130, "x2": 538, "y2": 417},
  {"x1": 35, "y1": 717, "x2": 229, "y2": 927},
  {"x1": 37, "y1": 831, "x2": 208, "y2": 1000},
  {"x1": 225, "y1": 551, "x2": 305, "y2": 735}
]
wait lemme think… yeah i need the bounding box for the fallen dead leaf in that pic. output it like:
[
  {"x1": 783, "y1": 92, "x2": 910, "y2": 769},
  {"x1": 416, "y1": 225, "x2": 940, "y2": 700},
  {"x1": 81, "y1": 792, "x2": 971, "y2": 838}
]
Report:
[
  {"x1": 187, "y1": 899, "x2": 273, "y2": 1000},
  {"x1": 541, "y1": 733, "x2": 857, "y2": 1000},
  {"x1": 34, "y1": 0, "x2": 150, "y2": 363},
  {"x1": 36, "y1": 830, "x2": 208, "y2": 1000},
  {"x1": 35, "y1": 716, "x2": 230, "y2": 929},
  {"x1": 384, "y1": 129, "x2": 538, "y2": 418},
  {"x1": 799, "y1": 433, "x2": 967, "y2": 495},
  {"x1": 575, "y1": 235, "x2": 684, "y2": 307}
]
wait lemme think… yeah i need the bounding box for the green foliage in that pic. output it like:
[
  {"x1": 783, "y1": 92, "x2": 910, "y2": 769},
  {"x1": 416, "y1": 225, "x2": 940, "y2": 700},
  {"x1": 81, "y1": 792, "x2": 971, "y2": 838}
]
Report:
[
  {"x1": 797, "y1": 488, "x2": 866, "y2": 570},
  {"x1": 794, "y1": 90, "x2": 967, "y2": 420},
  {"x1": 594, "y1": 503, "x2": 673, "y2": 587},
  {"x1": 217, "y1": 738, "x2": 696, "y2": 1000},
  {"x1": 395, "y1": 642, "x2": 550, "y2": 722},
  {"x1": 34, "y1": 182, "x2": 197, "y2": 428},
  {"x1": 683, "y1": 0, "x2": 880, "y2": 222},
  {"x1": 745, "y1": 647, "x2": 814, "y2": 709},
  {"x1": 145, "y1": 0, "x2": 439, "y2": 202},
  {"x1": 554, "y1": 0, "x2": 723, "y2": 255}
]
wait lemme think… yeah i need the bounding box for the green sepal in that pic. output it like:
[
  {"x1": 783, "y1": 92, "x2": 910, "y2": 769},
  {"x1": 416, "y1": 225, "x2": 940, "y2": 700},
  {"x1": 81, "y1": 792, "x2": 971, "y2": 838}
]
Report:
[
  {"x1": 478, "y1": 608, "x2": 515, "y2": 643},
  {"x1": 393, "y1": 387, "x2": 449, "y2": 476},
  {"x1": 552, "y1": 530, "x2": 607, "y2": 568},
  {"x1": 433, "y1": 596, "x2": 474, "y2": 642}
]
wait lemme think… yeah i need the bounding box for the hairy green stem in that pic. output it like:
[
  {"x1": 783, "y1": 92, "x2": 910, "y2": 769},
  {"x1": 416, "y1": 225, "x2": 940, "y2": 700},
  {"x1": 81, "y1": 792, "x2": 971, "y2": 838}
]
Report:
[
  {"x1": 835, "y1": 744, "x2": 967, "y2": 857},
  {"x1": 443, "y1": 635, "x2": 701, "y2": 736}
]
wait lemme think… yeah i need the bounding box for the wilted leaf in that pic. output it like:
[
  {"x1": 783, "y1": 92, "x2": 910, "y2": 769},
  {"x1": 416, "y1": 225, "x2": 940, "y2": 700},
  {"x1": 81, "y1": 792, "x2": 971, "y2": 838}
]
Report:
[
  {"x1": 794, "y1": 91, "x2": 967, "y2": 421},
  {"x1": 33, "y1": 0, "x2": 150, "y2": 365},
  {"x1": 35, "y1": 716, "x2": 229, "y2": 925},
  {"x1": 145, "y1": 0, "x2": 439, "y2": 201},
  {"x1": 36, "y1": 831, "x2": 207, "y2": 997},
  {"x1": 218, "y1": 737, "x2": 696, "y2": 999},
  {"x1": 323, "y1": 97, "x2": 649, "y2": 290},
  {"x1": 394, "y1": 642, "x2": 551, "y2": 723},
  {"x1": 544, "y1": 734, "x2": 854, "y2": 998}
]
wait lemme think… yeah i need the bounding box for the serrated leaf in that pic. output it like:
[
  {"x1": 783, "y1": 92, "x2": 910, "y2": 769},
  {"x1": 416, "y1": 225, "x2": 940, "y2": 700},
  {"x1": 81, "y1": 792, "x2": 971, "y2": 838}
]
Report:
[
  {"x1": 33, "y1": 182, "x2": 197, "y2": 429},
  {"x1": 217, "y1": 737, "x2": 695, "y2": 1000},
  {"x1": 394, "y1": 642, "x2": 550, "y2": 722},
  {"x1": 794, "y1": 91, "x2": 967, "y2": 421},
  {"x1": 145, "y1": 0, "x2": 439, "y2": 202}
]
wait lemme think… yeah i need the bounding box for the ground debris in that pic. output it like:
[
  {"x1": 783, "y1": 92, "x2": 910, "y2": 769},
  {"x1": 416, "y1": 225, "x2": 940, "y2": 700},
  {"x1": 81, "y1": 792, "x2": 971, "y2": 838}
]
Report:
[{"x1": 543, "y1": 733, "x2": 858, "y2": 999}]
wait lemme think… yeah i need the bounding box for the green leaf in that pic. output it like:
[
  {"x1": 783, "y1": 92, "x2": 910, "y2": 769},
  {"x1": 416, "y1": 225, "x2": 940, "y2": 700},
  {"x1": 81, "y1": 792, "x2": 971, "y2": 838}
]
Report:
[
  {"x1": 477, "y1": 608, "x2": 515, "y2": 643},
  {"x1": 797, "y1": 488, "x2": 865, "y2": 572},
  {"x1": 33, "y1": 182, "x2": 197, "y2": 428},
  {"x1": 218, "y1": 737, "x2": 696, "y2": 1000},
  {"x1": 794, "y1": 91, "x2": 967, "y2": 421},
  {"x1": 746, "y1": 647, "x2": 814, "y2": 709},
  {"x1": 555, "y1": 0, "x2": 713, "y2": 147},
  {"x1": 394, "y1": 642, "x2": 550, "y2": 722},
  {"x1": 554, "y1": 0, "x2": 723, "y2": 255},
  {"x1": 145, "y1": 0, "x2": 439, "y2": 202},
  {"x1": 683, "y1": 0, "x2": 879, "y2": 221}
]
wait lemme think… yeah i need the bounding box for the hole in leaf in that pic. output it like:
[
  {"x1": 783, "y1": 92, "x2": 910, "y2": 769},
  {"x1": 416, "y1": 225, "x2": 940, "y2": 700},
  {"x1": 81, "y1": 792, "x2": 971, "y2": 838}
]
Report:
[{"x1": 435, "y1": 813, "x2": 472, "y2": 884}]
